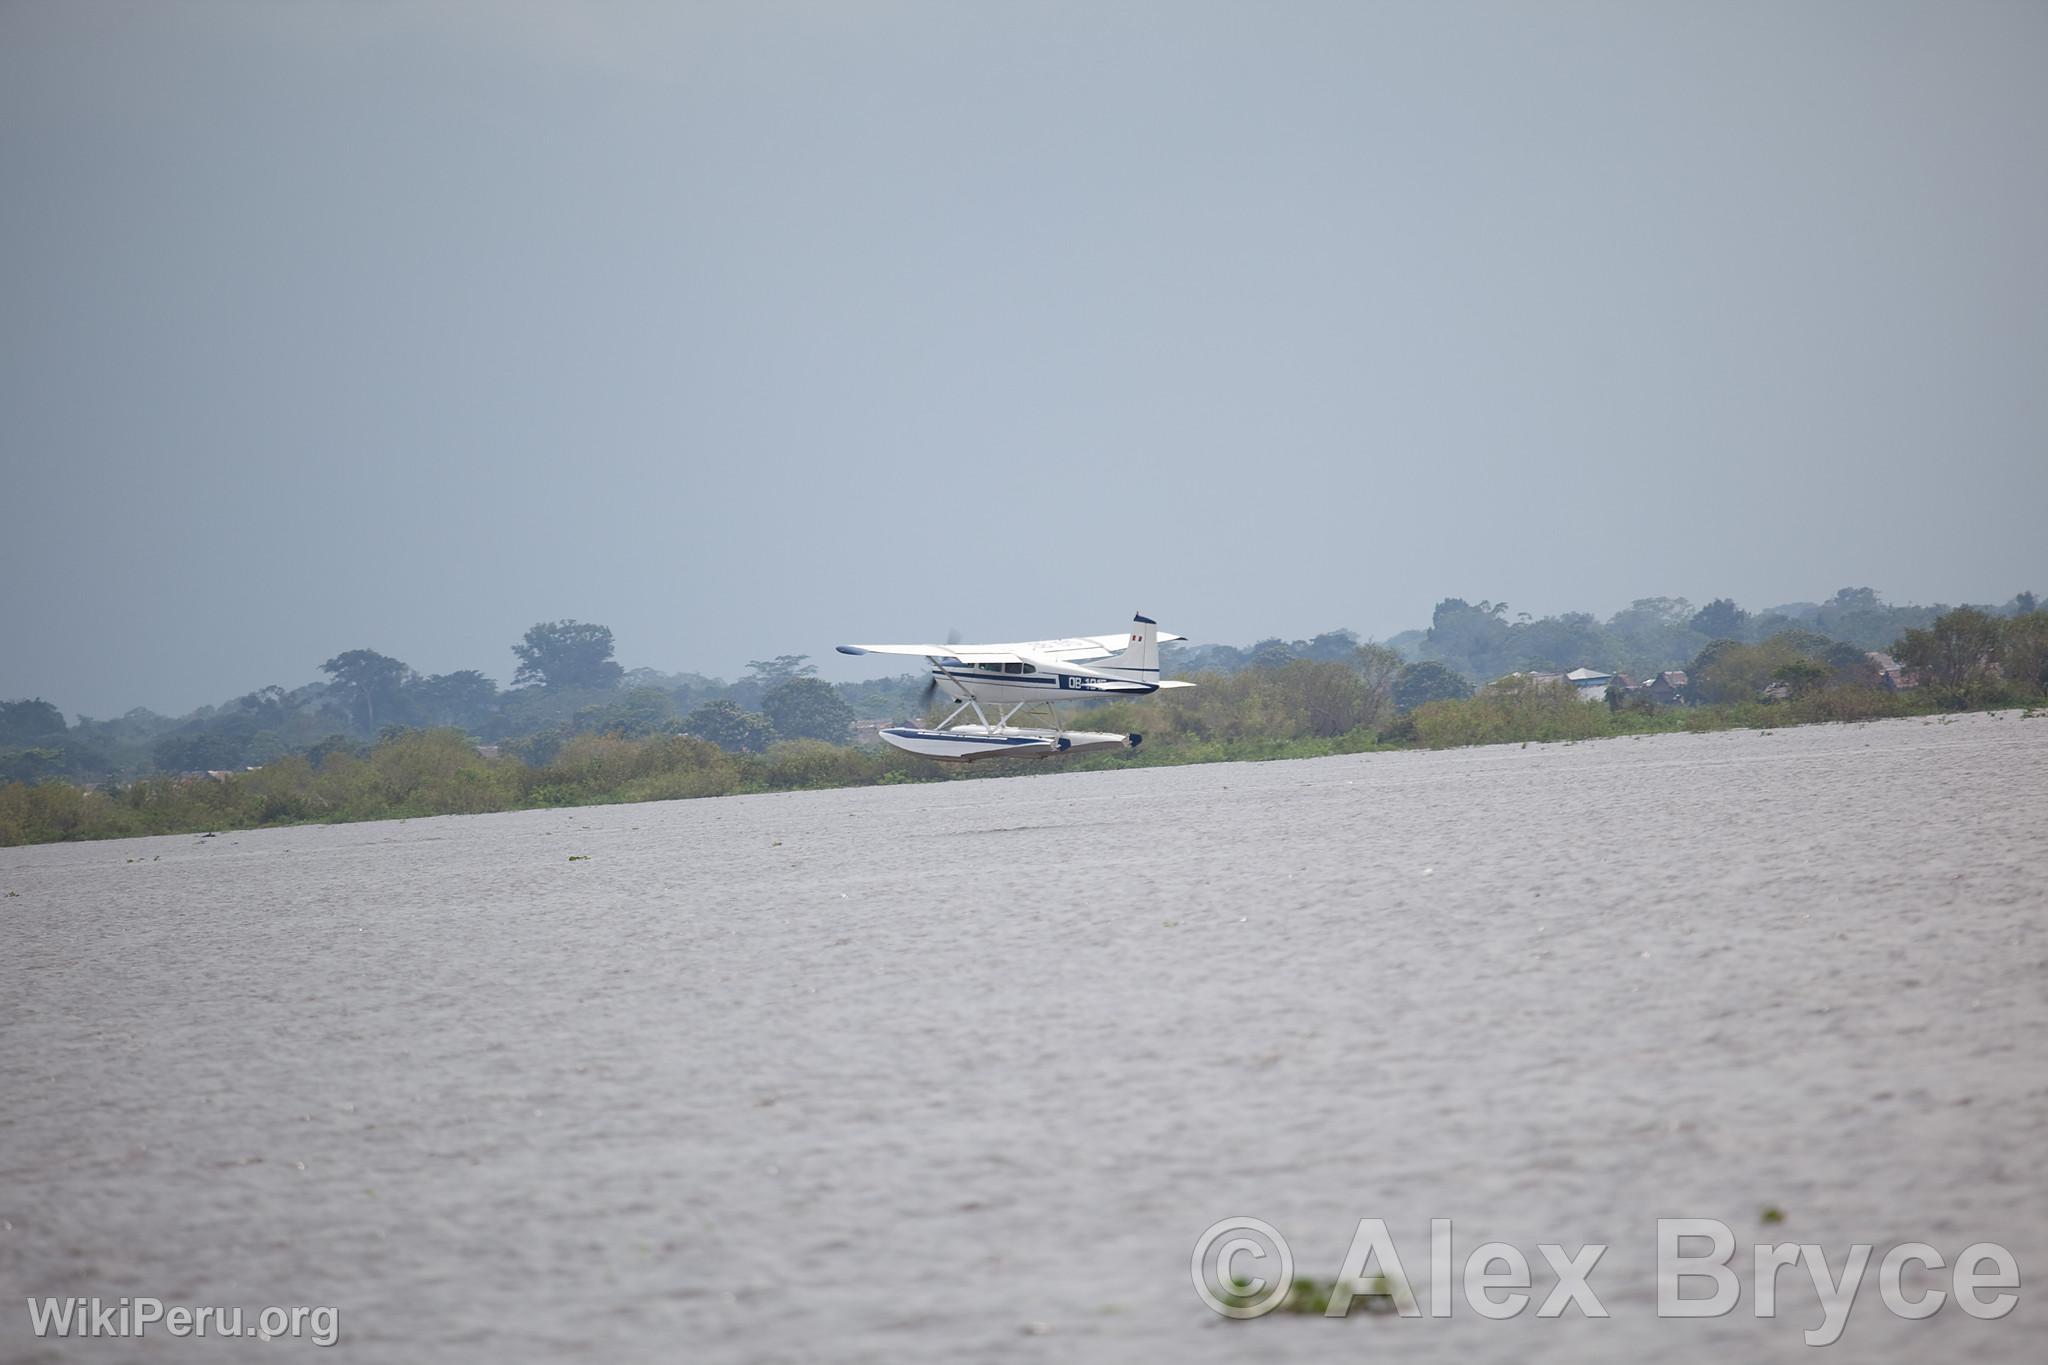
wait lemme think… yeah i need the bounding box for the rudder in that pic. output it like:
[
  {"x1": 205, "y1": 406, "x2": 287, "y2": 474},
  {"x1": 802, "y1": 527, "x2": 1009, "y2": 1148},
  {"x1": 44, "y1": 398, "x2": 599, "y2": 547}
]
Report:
[{"x1": 1095, "y1": 612, "x2": 1161, "y2": 679}]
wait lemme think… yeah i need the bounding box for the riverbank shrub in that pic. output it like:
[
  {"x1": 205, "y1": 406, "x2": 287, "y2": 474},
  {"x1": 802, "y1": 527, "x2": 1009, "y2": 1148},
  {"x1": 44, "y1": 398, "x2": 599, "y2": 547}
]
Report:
[{"x1": 2, "y1": 683, "x2": 2042, "y2": 847}]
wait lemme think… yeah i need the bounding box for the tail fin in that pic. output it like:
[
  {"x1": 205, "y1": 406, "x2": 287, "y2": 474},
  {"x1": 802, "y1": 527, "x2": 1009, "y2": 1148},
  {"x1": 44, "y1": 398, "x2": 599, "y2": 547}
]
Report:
[{"x1": 1095, "y1": 612, "x2": 1161, "y2": 679}]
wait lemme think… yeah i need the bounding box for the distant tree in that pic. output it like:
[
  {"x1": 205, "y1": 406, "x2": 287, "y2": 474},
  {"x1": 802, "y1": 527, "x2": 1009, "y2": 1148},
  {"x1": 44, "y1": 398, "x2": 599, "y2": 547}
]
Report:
[
  {"x1": 682, "y1": 699, "x2": 776, "y2": 753},
  {"x1": 1606, "y1": 597, "x2": 1702, "y2": 674},
  {"x1": 0, "y1": 745, "x2": 67, "y2": 783},
  {"x1": 512, "y1": 621, "x2": 623, "y2": 691},
  {"x1": 1352, "y1": 642, "x2": 1404, "y2": 726},
  {"x1": 320, "y1": 650, "x2": 413, "y2": 731},
  {"x1": 2001, "y1": 611, "x2": 2048, "y2": 691},
  {"x1": 1393, "y1": 661, "x2": 1473, "y2": 712},
  {"x1": 1810, "y1": 586, "x2": 1936, "y2": 649},
  {"x1": 1687, "y1": 638, "x2": 1788, "y2": 704},
  {"x1": 2016, "y1": 591, "x2": 2040, "y2": 615},
  {"x1": 1688, "y1": 645, "x2": 1748, "y2": 703},
  {"x1": 651, "y1": 671, "x2": 725, "y2": 714},
  {"x1": 233, "y1": 685, "x2": 289, "y2": 721},
  {"x1": 152, "y1": 729, "x2": 251, "y2": 773},
  {"x1": 305, "y1": 734, "x2": 365, "y2": 768},
  {"x1": 1748, "y1": 612, "x2": 1798, "y2": 640},
  {"x1": 761, "y1": 677, "x2": 855, "y2": 744},
  {"x1": 1893, "y1": 607, "x2": 2003, "y2": 694},
  {"x1": 1173, "y1": 642, "x2": 1247, "y2": 673},
  {"x1": 1762, "y1": 627, "x2": 1835, "y2": 658},
  {"x1": 409, "y1": 670, "x2": 501, "y2": 731},
  {"x1": 1300, "y1": 630, "x2": 1362, "y2": 662},
  {"x1": 1820, "y1": 640, "x2": 1880, "y2": 689},
  {"x1": 1425, "y1": 598, "x2": 1517, "y2": 679},
  {"x1": 577, "y1": 687, "x2": 678, "y2": 739},
  {"x1": 1771, "y1": 659, "x2": 1828, "y2": 699},
  {"x1": 1623, "y1": 596, "x2": 1690, "y2": 623},
  {"x1": 1688, "y1": 598, "x2": 1750, "y2": 640},
  {"x1": 1516, "y1": 612, "x2": 1609, "y2": 672},
  {"x1": 1247, "y1": 638, "x2": 1299, "y2": 670},
  {"x1": 0, "y1": 699, "x2": 67, "y2": 744},
  {"x1": 1277, "y1": 660, "x2": 1372, "y2": 737},
  {"x1": 833, "y1": 674, "x2": 932, "y2": 722},
  {"x1": 746, "y1": 655, "x2": 819, "y2": 685}
]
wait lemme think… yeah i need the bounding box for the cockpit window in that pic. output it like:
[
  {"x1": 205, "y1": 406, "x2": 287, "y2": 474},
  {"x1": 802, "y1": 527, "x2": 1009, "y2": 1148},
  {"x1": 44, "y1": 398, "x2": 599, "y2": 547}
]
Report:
[{"x1": 1003, "y1": 662, "x2": 1024, "y2": 674}]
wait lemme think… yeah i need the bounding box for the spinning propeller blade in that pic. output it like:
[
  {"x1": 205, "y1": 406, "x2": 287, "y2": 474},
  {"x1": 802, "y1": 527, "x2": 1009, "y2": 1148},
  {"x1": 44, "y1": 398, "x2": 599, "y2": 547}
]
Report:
[
  {"x1": 915, "y1": 627, "x2": 959, "y2": 722},
  {"x1": 930, "y1": 628, "x2": 962, "y2": 709}
]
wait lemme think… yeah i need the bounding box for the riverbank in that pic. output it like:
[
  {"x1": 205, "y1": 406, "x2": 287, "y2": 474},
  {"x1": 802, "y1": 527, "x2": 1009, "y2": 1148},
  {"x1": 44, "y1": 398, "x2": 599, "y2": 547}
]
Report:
[{"x1": 1, "y1": 689, "x2": 2037, "y2": 847}]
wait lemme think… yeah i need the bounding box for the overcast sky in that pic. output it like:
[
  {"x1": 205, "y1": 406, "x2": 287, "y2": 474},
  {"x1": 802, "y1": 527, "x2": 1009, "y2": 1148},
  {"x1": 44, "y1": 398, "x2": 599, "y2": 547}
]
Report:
[{"x1": 3, "y1": 1, "x2": 2043, "y2": 718}]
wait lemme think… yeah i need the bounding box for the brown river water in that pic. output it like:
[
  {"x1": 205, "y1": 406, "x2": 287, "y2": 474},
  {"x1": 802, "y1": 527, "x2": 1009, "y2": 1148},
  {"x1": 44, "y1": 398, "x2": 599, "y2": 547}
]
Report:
[{"x1": 3, "y1": 710, "x2": 2045, "y2": 1361}]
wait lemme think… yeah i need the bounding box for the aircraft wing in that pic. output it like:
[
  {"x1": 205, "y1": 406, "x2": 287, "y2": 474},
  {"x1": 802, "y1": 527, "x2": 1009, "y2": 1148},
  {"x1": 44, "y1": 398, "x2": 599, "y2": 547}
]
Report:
[
  {"x1": 837, "y1": 629, "x2": 1186, "y2": 665},
  {"x1": 835, "y1": 642, "x2": 1035, "y2": 664},
  {"x1": 836, "y1": 642, "x2": 961, "y2": 659},
  {"x1": 982, "y1": 631, "x2": 1188, "y2": 663}
]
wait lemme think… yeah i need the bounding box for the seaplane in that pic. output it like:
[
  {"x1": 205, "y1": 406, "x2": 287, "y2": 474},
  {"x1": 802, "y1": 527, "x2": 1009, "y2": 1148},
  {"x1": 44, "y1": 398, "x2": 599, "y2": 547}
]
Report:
[{"x1": 836, "y1": 613, "x2": 1194, "y2": 761}]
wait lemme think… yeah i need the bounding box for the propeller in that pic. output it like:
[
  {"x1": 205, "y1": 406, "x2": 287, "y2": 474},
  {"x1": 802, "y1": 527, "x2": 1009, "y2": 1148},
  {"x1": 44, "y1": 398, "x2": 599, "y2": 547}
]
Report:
[{"x1": 915, "y1": 627, "x2": 965, "y2": 723}]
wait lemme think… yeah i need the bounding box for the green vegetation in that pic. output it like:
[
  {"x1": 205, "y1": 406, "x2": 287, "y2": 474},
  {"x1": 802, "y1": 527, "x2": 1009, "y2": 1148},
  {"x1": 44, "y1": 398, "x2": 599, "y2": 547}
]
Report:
[
  {"x1": 0, "y1": 620, "x2": 925, "y2": 787},
  {"x1": 760, "y1": 676, "x2": 856, "y2": 744},
  {"x1": 1213, "y1": 1274, "x2": 1407, "y2": 1317},
  {"x1": 1392, "y1": 659, "x2": 1473, "y2": 711},
  {"x1": 0, "y1": 730, "x2": 886, "y2": 845},
  {"x1": 3, "y1": 592, "x2": 2044, "y2": 846},
  {"x1": 1325, "y1": 587, "x2": 1979, "y2": 684},
  {"x1": 512, "y1": 620, "x2": 625, "y2": 691}
]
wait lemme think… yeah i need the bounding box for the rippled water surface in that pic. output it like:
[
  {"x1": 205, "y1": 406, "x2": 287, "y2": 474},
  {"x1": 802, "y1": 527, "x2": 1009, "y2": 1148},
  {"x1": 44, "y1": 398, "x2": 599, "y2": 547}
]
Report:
[{"x1": 4, "y1": 712, "x2": 2046, "y2": 1361}]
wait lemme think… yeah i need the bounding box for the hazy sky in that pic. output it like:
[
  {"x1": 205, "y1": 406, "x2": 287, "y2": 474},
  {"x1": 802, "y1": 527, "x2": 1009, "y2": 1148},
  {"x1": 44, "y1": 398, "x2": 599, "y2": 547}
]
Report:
[{"x1": 4, "y1": 2, "x2": 2044, "y2": 718}]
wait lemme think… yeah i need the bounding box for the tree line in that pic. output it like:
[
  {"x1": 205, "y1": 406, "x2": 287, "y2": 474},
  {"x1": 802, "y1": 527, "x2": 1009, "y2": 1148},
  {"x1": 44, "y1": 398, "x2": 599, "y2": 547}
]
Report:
[
  {"x1": 1171, "y1": 588, "x2": 2039, "y2": 689},
  {"x1": 7, "y1": 595, "x2": 2043, "y2": 847},
  {"x1": 0, "y1": 622, "x2": 884, "y2": 785},
  {"x1": 3, "y1": 587, "x2": 2042, "y2": 800}
]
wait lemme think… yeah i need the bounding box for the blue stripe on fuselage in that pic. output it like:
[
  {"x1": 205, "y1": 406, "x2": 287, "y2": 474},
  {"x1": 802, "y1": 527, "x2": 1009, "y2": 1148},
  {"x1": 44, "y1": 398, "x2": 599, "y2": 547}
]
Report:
[
  {"x1": 935, "y1": 669, "x2": 1058, "y2": 685},
  {"x1": 933, "y1": 669, "x2": 1157, "y2": 694}
]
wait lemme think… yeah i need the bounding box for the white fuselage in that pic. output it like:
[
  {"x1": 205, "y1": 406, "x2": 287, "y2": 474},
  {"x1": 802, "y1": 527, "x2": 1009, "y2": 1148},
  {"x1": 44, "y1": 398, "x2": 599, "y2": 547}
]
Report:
[{"x1": 930, "y1": 658, "x2": 1158, "y2": 706}]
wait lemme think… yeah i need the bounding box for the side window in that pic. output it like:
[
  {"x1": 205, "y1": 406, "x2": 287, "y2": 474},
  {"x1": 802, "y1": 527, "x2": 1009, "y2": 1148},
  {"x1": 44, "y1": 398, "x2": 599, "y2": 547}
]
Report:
[
  {"x1": 1022, "y1": 664, "x2": 1036, "y2": 674},
  {"x1": 1003, "y1": 662, "x2": 1023, "y2": 674}
]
